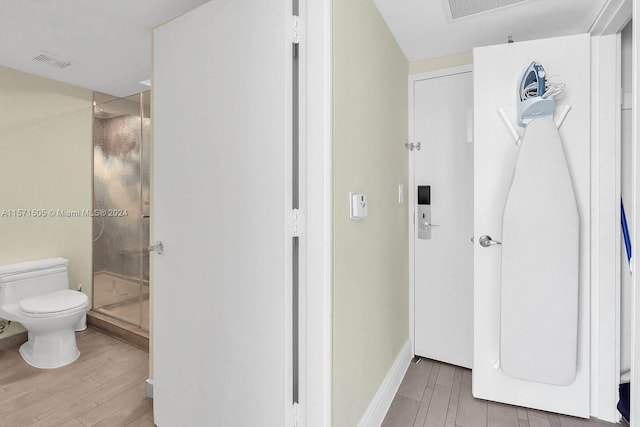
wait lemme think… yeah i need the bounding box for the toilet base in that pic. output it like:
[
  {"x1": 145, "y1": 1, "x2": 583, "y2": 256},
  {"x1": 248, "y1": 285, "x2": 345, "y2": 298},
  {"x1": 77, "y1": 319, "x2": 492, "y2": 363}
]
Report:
[
  {"x1": 19, "y1": 329, "x2": 80, "y2": 369},
  {"x1": 75, "y1": 312, "x2": 87, "y2": 331}
]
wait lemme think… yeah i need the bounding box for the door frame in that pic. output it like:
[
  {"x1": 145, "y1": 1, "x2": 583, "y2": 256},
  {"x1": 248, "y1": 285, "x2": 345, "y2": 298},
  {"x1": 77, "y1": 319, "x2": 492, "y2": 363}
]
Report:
[
  {"x1": 589, "y1": 0, "x2": 640, "y2": 427},
  {"x1": 408, "y1": 64, "x2": 473, "y2": 356},
  {"x1": 631, "y1": 1, "x2": 640, "y2": 426},
  {"x1": 303, "y1": 0, "x2": 333, "y2": 425}
]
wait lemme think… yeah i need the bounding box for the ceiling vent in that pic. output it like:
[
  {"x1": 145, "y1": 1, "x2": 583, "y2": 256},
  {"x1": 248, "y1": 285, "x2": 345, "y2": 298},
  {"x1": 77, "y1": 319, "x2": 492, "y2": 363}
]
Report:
[
  {"x1": 32, "y1": 51, "x2": 72, "y2": 69},
  {"x1": 445, "y1": 0, "x2": 529, "y2": 19}
]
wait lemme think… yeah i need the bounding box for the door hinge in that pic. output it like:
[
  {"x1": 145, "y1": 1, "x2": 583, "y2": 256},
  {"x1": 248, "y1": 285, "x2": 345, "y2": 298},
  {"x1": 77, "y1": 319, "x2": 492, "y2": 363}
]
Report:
[
  {"x1": 291, "y1": 209, "x2": 304, "y2": 237},
  {"x1": 405, "y1": 141, "x2": 421, "y2": 151},
  {"x1": 291, "y1": 15, "x2": 300, "y2": 44}
]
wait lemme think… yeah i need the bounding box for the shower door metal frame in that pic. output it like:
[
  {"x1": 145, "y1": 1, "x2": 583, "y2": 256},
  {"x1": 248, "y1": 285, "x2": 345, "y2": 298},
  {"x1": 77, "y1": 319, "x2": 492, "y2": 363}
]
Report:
[{"x1": 91, "y1": 91, "x2": 151, "y2": 332}]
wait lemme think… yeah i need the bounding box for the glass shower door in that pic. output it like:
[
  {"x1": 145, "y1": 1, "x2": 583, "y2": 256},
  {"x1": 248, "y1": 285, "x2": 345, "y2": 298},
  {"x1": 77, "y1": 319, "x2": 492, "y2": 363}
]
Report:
[{"x1": 92, "y1": 91, "x2": 150, "y2": 331}]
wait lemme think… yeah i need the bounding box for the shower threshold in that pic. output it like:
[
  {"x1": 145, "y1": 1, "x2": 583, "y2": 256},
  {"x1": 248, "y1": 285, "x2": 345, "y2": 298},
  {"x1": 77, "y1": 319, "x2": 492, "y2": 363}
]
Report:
[{"x1": 87, "y1": 310, "x2": 149, "y2": 351}]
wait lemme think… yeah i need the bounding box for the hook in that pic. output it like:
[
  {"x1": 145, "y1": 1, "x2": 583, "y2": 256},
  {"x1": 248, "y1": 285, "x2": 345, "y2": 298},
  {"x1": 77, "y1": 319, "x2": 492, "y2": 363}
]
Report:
[{"x1": 497, "y1": 108, "x2": 521, "y2": 145}]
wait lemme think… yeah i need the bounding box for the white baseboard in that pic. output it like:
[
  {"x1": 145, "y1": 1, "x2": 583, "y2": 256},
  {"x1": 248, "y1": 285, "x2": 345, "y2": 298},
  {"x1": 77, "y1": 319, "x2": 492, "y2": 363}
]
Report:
[{"x1": 358, "y1": 339, "x2": 413, "y2": 427}]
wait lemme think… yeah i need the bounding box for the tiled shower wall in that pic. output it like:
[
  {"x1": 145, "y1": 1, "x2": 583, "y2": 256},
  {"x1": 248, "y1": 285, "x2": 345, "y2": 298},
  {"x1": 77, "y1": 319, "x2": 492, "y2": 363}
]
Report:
[{"x1": 92, "y1": 113, "x2": 150, "y2": 282}]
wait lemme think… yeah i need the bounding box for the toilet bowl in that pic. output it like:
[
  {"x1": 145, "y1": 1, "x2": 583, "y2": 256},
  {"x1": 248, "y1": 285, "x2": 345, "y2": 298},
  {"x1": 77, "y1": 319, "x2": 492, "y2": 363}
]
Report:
[{"x1": 0, "y1": 258, "x2": 88, "y2": 369}]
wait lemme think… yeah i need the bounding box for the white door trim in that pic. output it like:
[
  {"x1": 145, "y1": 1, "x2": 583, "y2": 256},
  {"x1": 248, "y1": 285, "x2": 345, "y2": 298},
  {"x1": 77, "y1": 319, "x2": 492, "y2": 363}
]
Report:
[
  {"x1": 590, "y1": 33, "x2": 623, "y2": 423},
  {"x1": 408, "y1": 64, "x2": 473, "y2": 356},
  {"x1": 304, "y1": 0, "x2": 332, "y2": 425},
  {"x1": 590, "y1": 1, "x2": 633, "y2": 424},
  {"x1": 631, "y1": 2, "x2": 640, "y2": 426},
  {"x1": 590, "y1": 0, "x2": 631, "y2": 36}
]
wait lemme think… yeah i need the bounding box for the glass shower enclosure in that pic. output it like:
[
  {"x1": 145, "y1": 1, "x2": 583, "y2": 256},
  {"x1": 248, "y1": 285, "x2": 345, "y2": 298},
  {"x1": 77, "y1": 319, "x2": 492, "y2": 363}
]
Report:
[{"x1": 92, "y1": 91, "x2": 150, "y2": 331}]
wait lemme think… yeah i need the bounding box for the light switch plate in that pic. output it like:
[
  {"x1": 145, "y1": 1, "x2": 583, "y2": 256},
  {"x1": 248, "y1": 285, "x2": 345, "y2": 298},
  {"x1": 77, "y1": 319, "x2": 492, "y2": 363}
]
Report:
[{"x1": 398, "y1": 185, "x2": 404, "y2": 204}]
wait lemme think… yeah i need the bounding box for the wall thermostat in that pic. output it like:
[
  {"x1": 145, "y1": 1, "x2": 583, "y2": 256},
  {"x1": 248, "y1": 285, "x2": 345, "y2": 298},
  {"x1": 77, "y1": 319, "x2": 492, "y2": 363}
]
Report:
[{"x1": 350, "y1": 192, "x2": 368, "y2": 220}]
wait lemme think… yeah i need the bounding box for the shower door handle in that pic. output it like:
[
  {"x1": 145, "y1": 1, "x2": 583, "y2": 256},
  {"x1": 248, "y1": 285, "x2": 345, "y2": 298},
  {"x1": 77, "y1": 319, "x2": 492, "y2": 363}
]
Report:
[
  {"x1": 148, "y1": 241, "x2": 165, "y2": 255},
  {"x1": 479, "y1": 235, "x2": 501, "y2": 247}
]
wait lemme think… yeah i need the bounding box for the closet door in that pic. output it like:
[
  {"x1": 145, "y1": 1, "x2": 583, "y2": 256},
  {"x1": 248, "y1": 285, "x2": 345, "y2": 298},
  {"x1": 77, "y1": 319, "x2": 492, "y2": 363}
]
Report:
[
  {"x1": 153, "y1": 1, "x2": 293, "y2": 425},
  {"x1": 473, "y1": 34, "x2": 590, "y2": 417}
]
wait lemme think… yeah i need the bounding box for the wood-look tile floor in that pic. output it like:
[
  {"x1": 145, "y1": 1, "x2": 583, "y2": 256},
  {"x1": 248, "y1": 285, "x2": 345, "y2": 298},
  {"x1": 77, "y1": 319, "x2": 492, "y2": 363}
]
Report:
[
  {"x1": 383, "y1": 358, "x2": 621, "y2": 427},
  {"x1": 0, "y1": 327, "x2": 153, "y2": 427}
]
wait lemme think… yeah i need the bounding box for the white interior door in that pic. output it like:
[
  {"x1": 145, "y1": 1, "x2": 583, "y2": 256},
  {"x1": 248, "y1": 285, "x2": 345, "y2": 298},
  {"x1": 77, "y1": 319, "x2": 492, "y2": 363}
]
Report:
[
  {"x1": 473, "y1": 34, "x2": 590, "y2": 417},
  {"x1": 412, "y1": 68, "x2": 474, "y2": 369},
  {"x1": 152, "y1": 1, "x2": 293, "y2": 425}
]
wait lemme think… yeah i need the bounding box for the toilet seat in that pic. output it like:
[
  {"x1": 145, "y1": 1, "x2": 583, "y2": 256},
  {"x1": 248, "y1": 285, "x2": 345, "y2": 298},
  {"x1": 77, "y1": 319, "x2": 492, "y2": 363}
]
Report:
[{"x1": 20, "y1": 290, "x2": 88, "y2": 318}]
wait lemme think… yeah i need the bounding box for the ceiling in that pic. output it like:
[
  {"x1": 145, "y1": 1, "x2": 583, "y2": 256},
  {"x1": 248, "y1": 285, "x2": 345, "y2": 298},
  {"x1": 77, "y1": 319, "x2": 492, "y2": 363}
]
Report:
[
  {"x1": 0, "y1": 0, "x2": 210, "y2": 98},
  {"x1": 373, "y1": 0, "x2": 614, "y2": 62},
  {"x1": 0, "y1": 0, "x2": 626, "y2": 97}
]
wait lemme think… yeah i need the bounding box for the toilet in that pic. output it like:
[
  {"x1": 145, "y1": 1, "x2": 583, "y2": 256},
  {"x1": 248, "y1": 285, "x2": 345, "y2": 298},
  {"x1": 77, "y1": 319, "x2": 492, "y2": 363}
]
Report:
[{"x1": 0, "y1": 257, "x2": 88, "y2": 369}]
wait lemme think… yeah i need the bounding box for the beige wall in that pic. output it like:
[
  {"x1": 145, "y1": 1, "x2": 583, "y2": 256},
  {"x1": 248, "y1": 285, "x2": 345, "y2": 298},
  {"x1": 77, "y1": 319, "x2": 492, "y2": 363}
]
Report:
[
  {"x1": 0, "y1": 65, "x2": 93, "y2": 338},
  {"x1": 333, "y1": 1, "x2": 409, "y2": 425},
  {"x1": 410, "y1": 51, "x2": 473, "y2": 75}
]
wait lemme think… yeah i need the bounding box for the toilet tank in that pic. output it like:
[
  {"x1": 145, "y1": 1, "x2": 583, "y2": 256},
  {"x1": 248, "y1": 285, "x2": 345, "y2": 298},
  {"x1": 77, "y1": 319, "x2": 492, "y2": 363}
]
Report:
[{"x1": 0, "y1": 258, "x2": 70, "y2": 306}]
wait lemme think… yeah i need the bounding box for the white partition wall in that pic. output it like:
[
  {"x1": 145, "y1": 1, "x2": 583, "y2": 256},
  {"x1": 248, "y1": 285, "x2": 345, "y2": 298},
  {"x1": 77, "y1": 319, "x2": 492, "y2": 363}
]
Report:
[{"x1": 473, "y1": 34, "x2": 591, "y2": 417}]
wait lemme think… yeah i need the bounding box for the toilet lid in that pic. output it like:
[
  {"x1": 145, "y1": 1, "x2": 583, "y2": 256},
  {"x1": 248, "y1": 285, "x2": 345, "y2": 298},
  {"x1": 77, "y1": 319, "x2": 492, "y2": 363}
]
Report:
[{"x1": 20, "y1": 290, "x2": 88, "y2": 315}]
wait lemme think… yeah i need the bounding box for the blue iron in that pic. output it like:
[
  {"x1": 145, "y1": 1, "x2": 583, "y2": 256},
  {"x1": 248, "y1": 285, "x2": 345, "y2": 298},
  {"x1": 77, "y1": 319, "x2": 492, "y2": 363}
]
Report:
[{"x1": 517, "y1": 61, "x2": 555, "y2": 126}]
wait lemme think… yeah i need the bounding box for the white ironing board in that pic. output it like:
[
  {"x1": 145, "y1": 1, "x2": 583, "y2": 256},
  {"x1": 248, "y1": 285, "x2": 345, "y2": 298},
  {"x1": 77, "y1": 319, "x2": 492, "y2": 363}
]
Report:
[{"x1": 500, "y1": 117, "x2": 579, "y2": 386}]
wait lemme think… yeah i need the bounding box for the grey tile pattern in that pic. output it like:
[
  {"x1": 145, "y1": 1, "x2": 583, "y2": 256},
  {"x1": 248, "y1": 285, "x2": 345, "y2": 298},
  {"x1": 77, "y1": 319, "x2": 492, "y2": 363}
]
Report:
[
  {"x1": 529, "y1": 410, "x2": 552, "y2": 427},
  {"x1": 382, "y1": 359, "x2": 621, "y2": 427},
  {"x1": 456, "y1": 370, "x2": 487, "y2": 427},
  {"x1": 436, "y1": 364, "x2": 455, "y2": 388},
  {"x1": 549, "y1": 414, "x2": 562, "y2": 427},
  {"x1": 488, "y1": 402, "x2": 520, "y2": 427},
  {"x1": 517, "y1": 408, "x2": 529, "y2": 421},
  {"x1": 424, "y1": 384, "x2": 452, "y2": 427},
  {"x1": 383, "y1": 395, "x2": 420, "y2": 427},
  {"x1": 414, "y1": 382, "x2": 435, "y2": 427},
  {"x1": 398, "y1": 360, "x2": 433, "y2": 401},
  {"x1": 0, "y1": 327, "x2": 153, "y2": 426},
  {"x1": 444, "y1": 368, "x2": 463, "y2": 427}
]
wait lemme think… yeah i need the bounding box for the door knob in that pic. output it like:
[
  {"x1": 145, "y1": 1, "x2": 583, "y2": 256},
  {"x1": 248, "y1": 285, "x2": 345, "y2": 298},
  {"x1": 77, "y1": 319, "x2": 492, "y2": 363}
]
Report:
[
  {"x1": 148, "y1": 241, "x2": 165, "y2": 254},
  {"x1": 479, "y1": 235, "x2": 501, "y2": 247}
]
